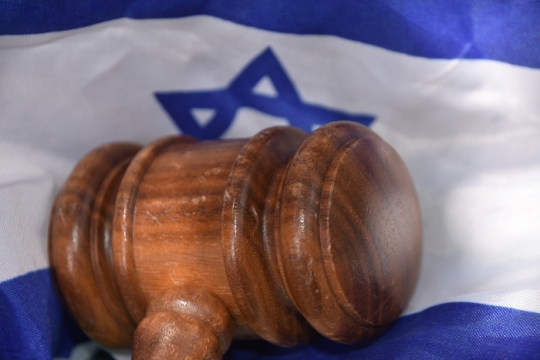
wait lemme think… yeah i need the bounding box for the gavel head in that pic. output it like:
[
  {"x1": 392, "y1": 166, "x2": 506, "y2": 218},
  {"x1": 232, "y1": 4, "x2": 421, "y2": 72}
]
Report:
[{"x1": 49, "y1": 121, "x2": 422, "y2": 359}]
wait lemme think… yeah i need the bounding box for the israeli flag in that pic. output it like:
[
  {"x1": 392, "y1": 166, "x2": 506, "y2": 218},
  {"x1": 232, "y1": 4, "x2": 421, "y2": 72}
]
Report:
[{"x1": 2, "y1": 1, "x2": 540, "y2": 358}]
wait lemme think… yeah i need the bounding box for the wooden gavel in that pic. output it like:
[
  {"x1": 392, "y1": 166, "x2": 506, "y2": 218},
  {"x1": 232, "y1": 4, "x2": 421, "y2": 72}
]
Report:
[{"x1": 49, "y1": 121, "x2": 422, "y2": 359}]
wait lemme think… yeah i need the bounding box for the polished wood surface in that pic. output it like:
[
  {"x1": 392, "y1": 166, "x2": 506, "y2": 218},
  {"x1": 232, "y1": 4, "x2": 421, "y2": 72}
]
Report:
[
  {"x1": 133, "y1": 287, "x2": 234, "y2": 359},
  {"x1": 49, "y1": 121, "x2": 422, "y2": 359}
]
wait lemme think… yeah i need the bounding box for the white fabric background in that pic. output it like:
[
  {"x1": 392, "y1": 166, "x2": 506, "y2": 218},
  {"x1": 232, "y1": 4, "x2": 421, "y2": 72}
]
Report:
[{"x1": 2, "y1": 17, "x2": 540, "y2": 359}]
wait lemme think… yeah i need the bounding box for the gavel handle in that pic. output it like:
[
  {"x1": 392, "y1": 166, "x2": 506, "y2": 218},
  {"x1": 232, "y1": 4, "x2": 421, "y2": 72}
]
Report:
[{"x1": 133, "y1": 287, "x2": 234, "y2": 360}]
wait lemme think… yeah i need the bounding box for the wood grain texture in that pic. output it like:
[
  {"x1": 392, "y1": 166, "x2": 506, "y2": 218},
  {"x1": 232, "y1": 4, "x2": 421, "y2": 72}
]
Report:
[
  {"x1": 319, "y1": 134, "x2": 421, "y2": 328},
  {"x1": 133, "y1": 287, "x2": 233, "y2": 360},
  {"x1": 133, "y1": 311, "x2": 222, "y2": 360},
  {"x1": 90, "y1": 158, "x2": 136, "y2": 330},
  {"x1": 130, "y1": 138, "x2": 249, "y2": 328},
  {"x1": 222, "y1": 126, "x2": 314, "y2": 346},
  {"x1": 49, "y1": 121, "x2": 422, "y2": 358},
  {"x1": 279, "y1": 122, "x2": 421, "y2": 343},
  {"x1": 49, "y1": 143, "x2": 141, "y2": 347},
  {"x1": 112, "y1": 135, "x2": 198, "y2": 324}
]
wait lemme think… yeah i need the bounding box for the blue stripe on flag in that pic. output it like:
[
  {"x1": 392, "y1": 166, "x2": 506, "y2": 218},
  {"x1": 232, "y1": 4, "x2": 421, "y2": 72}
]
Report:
[
  {"x1": 1, "y1": 1, "x2": 540, "y2": 68},
  {"x1": 2, "y1": 269, "x2": 540, "y2": 358},
  {"x1": 226, "y1": 302, "x2": 540, "y2": 359},
  {"x1": 0, "y1": 269, "x2": 87, "y2": 359}
]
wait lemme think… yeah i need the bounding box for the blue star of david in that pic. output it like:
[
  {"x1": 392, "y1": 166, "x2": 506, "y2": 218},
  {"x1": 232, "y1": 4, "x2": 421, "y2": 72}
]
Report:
[{"x1": 155, "y1": 47, "x2": 375, "y2": 140}]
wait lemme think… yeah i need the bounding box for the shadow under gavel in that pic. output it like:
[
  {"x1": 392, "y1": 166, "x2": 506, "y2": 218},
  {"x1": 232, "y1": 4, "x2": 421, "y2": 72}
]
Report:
[{"x1": 49, "y1": 121, "x2": 422, "y2": 359}]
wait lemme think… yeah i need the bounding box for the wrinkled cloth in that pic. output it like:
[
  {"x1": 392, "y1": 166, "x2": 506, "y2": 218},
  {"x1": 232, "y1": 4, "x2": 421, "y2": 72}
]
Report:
[{"x1": 2, "y1": 2, "x2": 540, "y2": 359}]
